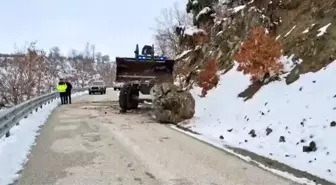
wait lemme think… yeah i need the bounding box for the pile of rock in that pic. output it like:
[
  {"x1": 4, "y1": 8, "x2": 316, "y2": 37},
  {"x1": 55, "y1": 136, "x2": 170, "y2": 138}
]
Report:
[{"x1": 150, "y1": 83, "x2": 195, "y2": 124}]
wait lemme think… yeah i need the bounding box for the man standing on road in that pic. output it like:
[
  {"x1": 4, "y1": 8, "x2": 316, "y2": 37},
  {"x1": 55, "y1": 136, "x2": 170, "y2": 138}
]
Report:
[
  {"x1": 65, "y1": 78, "x2": 73, "y2": 104},
  {"x1": 56, "y1": 78, "x2": 67, "y2": 105}
]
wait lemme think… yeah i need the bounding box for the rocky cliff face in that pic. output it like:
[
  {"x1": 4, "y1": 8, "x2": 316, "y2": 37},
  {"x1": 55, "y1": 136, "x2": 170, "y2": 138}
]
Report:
[{"x1": 176, "y1": 0, "x2": 336, "y2": 93}]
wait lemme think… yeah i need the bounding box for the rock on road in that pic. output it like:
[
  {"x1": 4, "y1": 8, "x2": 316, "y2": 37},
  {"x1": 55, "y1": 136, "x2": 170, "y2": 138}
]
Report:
[{"x1": 15, "y1": 89, "x2": 298, "y2": 185}]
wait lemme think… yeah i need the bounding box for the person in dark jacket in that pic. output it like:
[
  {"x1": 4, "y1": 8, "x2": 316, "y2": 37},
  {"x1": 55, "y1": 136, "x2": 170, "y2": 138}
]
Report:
[
  {"x1": 65, "y1": 78, "x2": 73, "y2": 104},
  {"x1": 56, "y1": 78, "x2": 67, "y2": 105}
]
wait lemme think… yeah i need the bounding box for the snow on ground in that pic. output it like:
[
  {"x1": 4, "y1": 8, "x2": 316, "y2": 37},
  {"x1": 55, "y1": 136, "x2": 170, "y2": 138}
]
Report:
[
  {"x1": 169, "y1": 125, "x2": 316, "y2": 185},
  {"x1": 175, "y1": 49, "x2": 192, "y2": 60},
  {"x1": 0, "y1": 91, "x2": 87, "y2": 185},
  {"x1": 196, "y1": 7, "x2": 211, "y2": 20},
  {"x1": 186, "y1": 61, "x2": 336, "y2": 183},
  {"x1": 285, "y1": 25, "x2": 296, "y2": 37},
  {"x1": 229, "y1": 5, "x2": 246, "y2": 13},
  {"x1": 183, "y1": 26, "x2": 206, "y2": 36},
  {"x1": 317, "y1": 23, "x2": 332, "y2": 37}
]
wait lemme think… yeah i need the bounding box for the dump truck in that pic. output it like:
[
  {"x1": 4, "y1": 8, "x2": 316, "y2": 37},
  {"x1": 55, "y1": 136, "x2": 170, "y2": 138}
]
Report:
[{"x1": 115, "y1": 44, "x2": 175, "y2": 112}]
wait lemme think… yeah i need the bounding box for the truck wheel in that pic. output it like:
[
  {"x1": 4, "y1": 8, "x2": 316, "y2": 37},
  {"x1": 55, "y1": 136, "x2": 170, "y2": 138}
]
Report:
[
  {"x1": 114, "y1": 88, "x2": 117, "y2": 91},
  {"x1": 129, "y1": 85, "x2": 139, "y2": 109},
  {"x1": 119, "y1": 84, "x2": 132, "y2": 112},
  {"x1": 119, "y1": 84, "x2": 139, "y2": 112}
]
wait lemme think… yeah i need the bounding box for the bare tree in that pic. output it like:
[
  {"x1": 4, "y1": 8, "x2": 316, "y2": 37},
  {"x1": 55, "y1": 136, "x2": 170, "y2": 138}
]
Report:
[
  {"x1": 0, "y1": 42, "x2": 47, "y2": 105},
  {"x1": 96, "y1": 52, "x2": 102, "y2": 63},
  {"x1": 96, "y1": 61, "x2": 115, "y2": 86},
  {"x1": 153, "y1": 1, "x2": 192, "y2": 58},
  {"x1": 0, "y1": 41, "x2": 113, "y2": 108},
  {"x1": 102, "y1": 55, "x2": 110, "y2": 63}
]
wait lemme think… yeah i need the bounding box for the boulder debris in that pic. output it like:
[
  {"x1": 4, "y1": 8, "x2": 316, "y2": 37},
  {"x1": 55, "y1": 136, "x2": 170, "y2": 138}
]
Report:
[{"x1": 150, "y1": 83, "x2": 195, "y2": 124}]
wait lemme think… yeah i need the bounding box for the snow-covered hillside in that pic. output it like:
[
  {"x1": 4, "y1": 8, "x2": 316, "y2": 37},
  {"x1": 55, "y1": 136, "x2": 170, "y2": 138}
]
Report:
[
  {"x1": 172, "y1": 0, "x2": 336, "y2": 183},
  {"x1": 0, "y1": 52, "x2": 115, "y2": 108},
  {"x1": 184, "y1": 60, "x2": 336, "y2": 183}
]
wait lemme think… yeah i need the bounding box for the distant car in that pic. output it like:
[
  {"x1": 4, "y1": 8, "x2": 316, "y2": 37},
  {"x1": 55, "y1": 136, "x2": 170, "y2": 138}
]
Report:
[
  {"x1": 89, "y1": 80, "x2": 107, "y2": 94},
  {"x1": 113, "y1": 82, "x2": 123, "y2": 91}
]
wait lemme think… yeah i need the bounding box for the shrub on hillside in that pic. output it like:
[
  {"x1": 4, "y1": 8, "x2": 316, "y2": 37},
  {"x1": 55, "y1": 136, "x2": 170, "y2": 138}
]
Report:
[
  {"x1": 198, "y1": 58, "x2": 219, "y2": 97},
  {"x1": 234, "y1": 26, "x2": 283, "y2": 82}
]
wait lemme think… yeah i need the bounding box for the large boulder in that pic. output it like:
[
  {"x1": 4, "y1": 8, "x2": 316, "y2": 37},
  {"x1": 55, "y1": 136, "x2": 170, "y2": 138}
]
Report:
[{"x1": 150, "y1": 83, "x2": 195, "y2": 124}]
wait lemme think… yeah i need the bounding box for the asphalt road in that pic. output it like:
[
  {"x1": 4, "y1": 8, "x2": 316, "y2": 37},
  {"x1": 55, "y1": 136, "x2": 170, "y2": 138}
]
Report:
[{"x1": 15, "y1": 89, "x2": 298, "y2": 185}]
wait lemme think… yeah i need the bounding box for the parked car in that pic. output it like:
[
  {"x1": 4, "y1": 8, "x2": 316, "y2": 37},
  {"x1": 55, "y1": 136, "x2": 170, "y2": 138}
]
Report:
[
  {"x1": 113, "y1": 82, "x2": 123, "y2": 91},
  {"x1": 88, "y1": 80, "x2": 107, "y2": 94}
]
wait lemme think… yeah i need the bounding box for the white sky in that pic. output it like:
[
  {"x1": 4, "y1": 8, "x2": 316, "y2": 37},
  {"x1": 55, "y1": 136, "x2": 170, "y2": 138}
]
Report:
[{"x1": 0, "y1": 0, "x2": 187, "y2": 59}]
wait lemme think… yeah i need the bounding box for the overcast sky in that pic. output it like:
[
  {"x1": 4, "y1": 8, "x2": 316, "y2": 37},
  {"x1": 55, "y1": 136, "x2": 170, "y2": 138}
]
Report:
[{"x1": 0, "y1": 0, "x2": 186, "y2": 59}]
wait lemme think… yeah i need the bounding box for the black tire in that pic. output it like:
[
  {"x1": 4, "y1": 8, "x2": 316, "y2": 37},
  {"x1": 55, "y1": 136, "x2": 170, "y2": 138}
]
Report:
[
  {"x1": 129, "y1": 85, "x2": 139, "y2": 109},
  {"x1": 119, "y1": 84, "x2": 139, "y2": 111},
  {"x1": 114, "y1": 88, "x2": 117, "y2": 91},
  {"x1": 119, "y1": 84, "x2": 130, "y2": 112},
  {"x1": 89, "y1": 91, "x2": 92, "y2": 95}
]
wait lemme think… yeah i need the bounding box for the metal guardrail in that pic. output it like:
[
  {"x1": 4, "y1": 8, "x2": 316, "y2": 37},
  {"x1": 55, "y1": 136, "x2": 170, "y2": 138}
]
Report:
[{"x1": 0, "y1": 88, "x2": 86, "y2": 139}]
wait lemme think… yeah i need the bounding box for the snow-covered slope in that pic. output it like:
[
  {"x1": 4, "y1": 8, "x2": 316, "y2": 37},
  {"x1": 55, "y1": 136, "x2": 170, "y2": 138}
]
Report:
[
  {"x1": 185, "y1": 60, "x2": 336, "y2": 183},
  {"x1": 0, "y1": 55, "x2": 115, "y2": 108}
]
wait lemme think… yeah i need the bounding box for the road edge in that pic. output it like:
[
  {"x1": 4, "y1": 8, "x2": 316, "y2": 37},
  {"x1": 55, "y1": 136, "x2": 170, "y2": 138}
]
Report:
[{"x1": 167, "y1": 124, "x2": 335, "y2": 185}]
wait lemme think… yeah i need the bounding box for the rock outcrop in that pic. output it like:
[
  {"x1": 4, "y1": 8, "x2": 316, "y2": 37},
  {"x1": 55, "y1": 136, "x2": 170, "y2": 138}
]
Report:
[
  {"x1": 150, "y1": 83, "x2": 195, "y2": 124},
  {"x1": 176, "y1": 0, "x2": 336, "y2": 98}
]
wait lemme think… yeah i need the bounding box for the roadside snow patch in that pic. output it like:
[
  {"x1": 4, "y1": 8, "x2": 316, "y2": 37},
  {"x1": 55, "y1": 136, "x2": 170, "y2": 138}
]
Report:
[
  {"x1": 187, "y1": 61, "x2": 336, "y2": 183},
  {"x1": 0, "y1": 91, "x2": 86, "y2": 185}
]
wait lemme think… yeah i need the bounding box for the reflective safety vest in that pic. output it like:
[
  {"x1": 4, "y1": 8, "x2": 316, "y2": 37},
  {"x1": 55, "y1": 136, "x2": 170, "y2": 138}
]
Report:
[{"x1": 57, "y1": 83, "x2": 67, "y2": 93}]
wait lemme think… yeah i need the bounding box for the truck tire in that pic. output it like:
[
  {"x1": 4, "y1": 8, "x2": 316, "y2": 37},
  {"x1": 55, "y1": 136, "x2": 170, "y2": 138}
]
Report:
[
  {"x1": 129, "y1": 85, "x2": 139, "y2": 109},
  {"x1": 119, "y1": 84, "x2": 139, "y2": 112},
  {"x1": 119, "y1": 84, "x2": 131, "y2": 112}
]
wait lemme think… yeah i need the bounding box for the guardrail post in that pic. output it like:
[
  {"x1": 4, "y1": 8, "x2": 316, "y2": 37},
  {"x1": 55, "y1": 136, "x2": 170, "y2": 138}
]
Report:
[{"x1": 5, "y1": 131, "x2": 10, "y2": 137}]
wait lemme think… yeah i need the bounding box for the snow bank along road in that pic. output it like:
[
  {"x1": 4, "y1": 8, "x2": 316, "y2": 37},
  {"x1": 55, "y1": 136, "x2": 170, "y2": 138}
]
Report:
[{"x1": 15, "y1": 89, "x2": 298, "y2": 185}]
